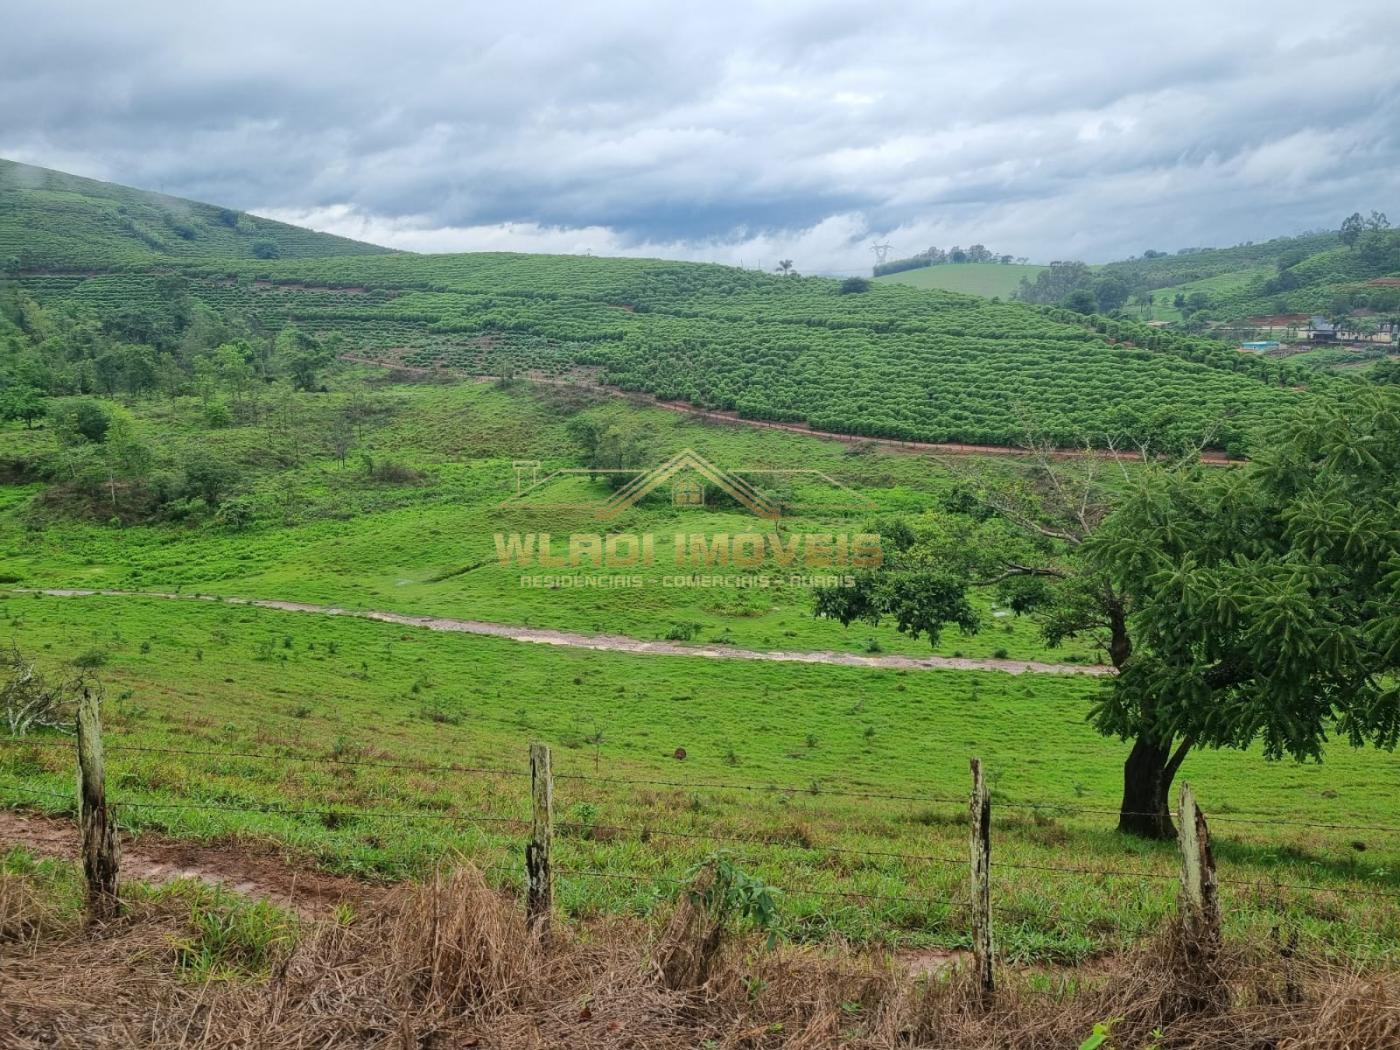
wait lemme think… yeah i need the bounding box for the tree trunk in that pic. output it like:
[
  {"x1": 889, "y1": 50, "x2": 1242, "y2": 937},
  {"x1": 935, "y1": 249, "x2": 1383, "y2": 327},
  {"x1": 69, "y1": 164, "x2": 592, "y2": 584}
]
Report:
[{"x1": 1118, "y1": 734, "x2": 1192, "y2": 839}]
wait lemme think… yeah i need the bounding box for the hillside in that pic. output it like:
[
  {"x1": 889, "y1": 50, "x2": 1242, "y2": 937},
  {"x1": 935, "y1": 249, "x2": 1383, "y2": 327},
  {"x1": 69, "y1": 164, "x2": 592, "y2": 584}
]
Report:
[
  {"x1": 1038, "y1": 227, "x2": 1400, "y2": 327},
  {"x1": 1096, "y1": 232, "x2": 1342, "y2": 292},
  {"x1": 0, "y1": 161, "x2": 1322, "y2": 455},
  {"x1": 873, "y1": 261, "x2": 1047, "y2": 297},
  {"x1": 0, "y1": 158, "x2": 393, "y2": 269},
  {"x1": 12, "y1": 251, "x2": 1305, "y2": 455}
]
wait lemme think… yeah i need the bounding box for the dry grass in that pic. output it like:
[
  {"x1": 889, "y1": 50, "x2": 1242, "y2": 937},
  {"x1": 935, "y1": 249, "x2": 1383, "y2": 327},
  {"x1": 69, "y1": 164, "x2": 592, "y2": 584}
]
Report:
[{"x1": 2, "y1": 864, "x2": 1399, "y2": 1049}]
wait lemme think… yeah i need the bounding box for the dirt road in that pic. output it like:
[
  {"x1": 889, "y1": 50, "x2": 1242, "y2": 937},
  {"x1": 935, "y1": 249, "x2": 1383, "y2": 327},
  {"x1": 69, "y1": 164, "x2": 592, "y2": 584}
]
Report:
[
  {"x1": 18, "y1": 588, "x2": 1111, "y2": 676},
  {"x1": 338, "y1": 353, "x2": 1238, "y2": 466},
  {"x1": 0, "y1": 810, "x2": 368, "y2": 916}
]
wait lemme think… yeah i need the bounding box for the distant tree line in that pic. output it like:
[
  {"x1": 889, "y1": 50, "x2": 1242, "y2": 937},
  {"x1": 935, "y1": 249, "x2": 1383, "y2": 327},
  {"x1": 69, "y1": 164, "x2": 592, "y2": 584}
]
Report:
[
  {"x1": 1009, "y1": 212, "x2": 1400, "y2": 331},
  {"x1": 873, "y1": 245, "x2": 1028, "y2": 277}
]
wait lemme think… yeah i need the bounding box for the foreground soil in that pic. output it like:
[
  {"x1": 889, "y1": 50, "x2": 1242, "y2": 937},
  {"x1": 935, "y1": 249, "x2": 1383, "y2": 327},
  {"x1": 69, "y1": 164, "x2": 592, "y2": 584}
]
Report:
[
  {"x1": 0, "y1": 809, "x2": 372, "y2": 917},
  {"x1": 2, "y1": 849, "x2": 1395, "y2": 1049}
]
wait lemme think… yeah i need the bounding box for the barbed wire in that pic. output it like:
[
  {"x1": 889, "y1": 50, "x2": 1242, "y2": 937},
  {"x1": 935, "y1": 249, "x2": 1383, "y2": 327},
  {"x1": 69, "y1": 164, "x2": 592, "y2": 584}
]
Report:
[
  {"x1": 1, "y1": 782, "x2": 528, "y2": 827},
  {"x1": 0, "y1": 735, "x2": 530, "y2": 779},
  {"x1": 7, "y1": 782, "x2": 1399, "y2": 907},
  {"x1": 4, "y1": 735, "x2": 1396, "y2": 834}
]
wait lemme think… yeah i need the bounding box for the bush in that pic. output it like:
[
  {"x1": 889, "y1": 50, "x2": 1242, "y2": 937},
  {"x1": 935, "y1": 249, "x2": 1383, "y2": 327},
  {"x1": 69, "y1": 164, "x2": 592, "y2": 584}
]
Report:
[
  {"x1": 664, "y1": 621, "x2": 702, "y2": 642},
  {"x1": 183, "y1": 452, "x2": 241, "y2": 507},
  {"x1": 51, "y1": 399, "x2": 111, "y2": 444},
  {"x1": 251, "y1": 240, "x2": 280, "y2": 260},
  {"x1": 368, "y1": 459, "x2": 421, "y2": 484},
  {"x1": 72, "y1": 648, "x2": 108, "y2": 669},
  {"x1": 203, "y1": 399, "x2": 232, "y2": 428},
  {"x1": 214, "y1": 496, "x2": 255, "y2": 530}
]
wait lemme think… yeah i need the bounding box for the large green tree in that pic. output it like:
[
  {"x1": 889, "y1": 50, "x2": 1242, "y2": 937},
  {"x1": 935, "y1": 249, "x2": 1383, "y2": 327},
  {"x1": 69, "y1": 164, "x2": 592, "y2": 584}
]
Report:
[
  {"x1": 0, "y1": 385, "x2": 46, "y2": 428},
  {"x1": 1087, "y1": 390, "x2": 1400, "y2": 834},
  {"x1": 817, "y1": 392, "x2": 1400, "y2": 838}
]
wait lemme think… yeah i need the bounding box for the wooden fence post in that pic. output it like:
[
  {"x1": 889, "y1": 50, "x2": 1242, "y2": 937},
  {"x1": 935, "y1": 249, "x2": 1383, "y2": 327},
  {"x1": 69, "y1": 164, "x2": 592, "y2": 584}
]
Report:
[
  {"x1": 969, "y1": 757, "x2": 994, "y2": 999},
  {"x1": 1176, "y1": 782, "x2": 1221, "y2": 951},
  {"x1": 76, "y1": 686, "x2": 119, "y2": 921},
  {"x1": 526, "y1": 741, "x2": 553, "y2": 938}
]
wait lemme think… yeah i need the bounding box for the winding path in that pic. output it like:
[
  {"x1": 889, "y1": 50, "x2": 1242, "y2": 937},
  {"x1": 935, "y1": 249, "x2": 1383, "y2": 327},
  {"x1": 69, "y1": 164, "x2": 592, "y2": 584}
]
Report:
[{"x1": 17, "y1": 588, "x2": 1111, "y2": 676}]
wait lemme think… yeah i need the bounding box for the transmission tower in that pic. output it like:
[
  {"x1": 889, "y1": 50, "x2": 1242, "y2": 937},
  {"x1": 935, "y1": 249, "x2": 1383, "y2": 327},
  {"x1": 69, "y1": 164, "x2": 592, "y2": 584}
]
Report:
[{"x1": 870, "y1": 242, "x2": 894, "y2": 267}]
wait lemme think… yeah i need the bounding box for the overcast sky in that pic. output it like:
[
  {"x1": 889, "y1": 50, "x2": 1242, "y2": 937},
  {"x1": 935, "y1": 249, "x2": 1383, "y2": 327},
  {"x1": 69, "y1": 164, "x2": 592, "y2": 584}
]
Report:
[{"x1": 4, "y1": 0, "x2": 1398, "y2": 273}]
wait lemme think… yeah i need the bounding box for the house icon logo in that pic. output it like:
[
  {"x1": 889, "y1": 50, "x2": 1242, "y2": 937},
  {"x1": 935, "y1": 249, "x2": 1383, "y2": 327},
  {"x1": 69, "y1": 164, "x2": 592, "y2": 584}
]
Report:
[
  {"x1": 672, "y1": 476, "x2": 704, "y2": 507},
  {"x1": 500, "y1": 448, "x2": 872, "y2": 521},
  {"x1": 596, "y1": 449, "x2": 781, "y2": 520}
]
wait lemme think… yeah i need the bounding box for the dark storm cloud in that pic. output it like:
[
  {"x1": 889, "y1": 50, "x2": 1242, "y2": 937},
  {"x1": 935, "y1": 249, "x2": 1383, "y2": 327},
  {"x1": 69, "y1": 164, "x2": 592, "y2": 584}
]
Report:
[{"x1": 2, "y1": 0, "x2": 1398, "y2": 269}]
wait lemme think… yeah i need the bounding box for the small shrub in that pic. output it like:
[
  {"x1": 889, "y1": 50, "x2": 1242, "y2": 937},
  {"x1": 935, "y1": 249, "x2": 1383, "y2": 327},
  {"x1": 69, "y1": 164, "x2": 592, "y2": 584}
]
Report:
[
  {"x1": 1, "y1": 644, "x2": 85, "y2": 735},
  {"x1": 170, "y1": 888, "x2": 297, "y2": 981},
  {"x1": 369, "y1": 459, "x2": 421, "y2": 484}
]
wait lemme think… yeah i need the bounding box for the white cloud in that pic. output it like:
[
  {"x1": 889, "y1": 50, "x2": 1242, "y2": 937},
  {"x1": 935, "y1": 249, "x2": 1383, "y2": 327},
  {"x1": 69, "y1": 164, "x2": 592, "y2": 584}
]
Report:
[{"x1": 2, "y1": 0, "x2": 1398, "y2": 269}]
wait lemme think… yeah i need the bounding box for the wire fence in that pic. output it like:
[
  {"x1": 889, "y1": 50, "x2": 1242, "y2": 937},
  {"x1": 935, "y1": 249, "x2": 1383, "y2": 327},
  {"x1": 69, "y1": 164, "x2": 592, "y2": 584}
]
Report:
[
  {"x1": 2, "y1": 731, "x2": 1398, "y2": 928},
  {"x1": 4, "y1": 733, "x2": 1396, "y2": 832}
]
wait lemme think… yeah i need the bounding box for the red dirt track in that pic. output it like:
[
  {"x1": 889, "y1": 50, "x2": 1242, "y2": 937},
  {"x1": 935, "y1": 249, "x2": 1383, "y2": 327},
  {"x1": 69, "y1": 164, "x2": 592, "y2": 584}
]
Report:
[{"x1": 339, "y1": 354, "x2": 1239, "y2": 466}]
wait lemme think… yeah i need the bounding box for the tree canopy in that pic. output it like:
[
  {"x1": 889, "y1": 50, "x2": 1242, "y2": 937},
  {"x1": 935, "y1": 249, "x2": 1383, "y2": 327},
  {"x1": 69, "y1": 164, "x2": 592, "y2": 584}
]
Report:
[
  {"x1": 1089, "y1": 390, "x2": 1400, "y2": 765},
  {"x1": 816, "y1": 390, "x2": 1400, "y2": 837}
]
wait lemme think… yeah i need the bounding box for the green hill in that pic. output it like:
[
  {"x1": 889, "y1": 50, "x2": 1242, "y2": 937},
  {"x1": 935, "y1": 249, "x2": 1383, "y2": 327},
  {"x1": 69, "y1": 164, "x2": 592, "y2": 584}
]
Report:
[
  {"x1": 0, "y1": 158, "x2": 393, "y2": 270},
  {"x1": 0, "y1": 162, "x2": 1322, "y2": 455},
  {"x1": 1096, "y1": 229, "x2": 1400, "y2": 323},
  {"x1": 873, "y1": 261, "x2": 1047, "y2": 297}
]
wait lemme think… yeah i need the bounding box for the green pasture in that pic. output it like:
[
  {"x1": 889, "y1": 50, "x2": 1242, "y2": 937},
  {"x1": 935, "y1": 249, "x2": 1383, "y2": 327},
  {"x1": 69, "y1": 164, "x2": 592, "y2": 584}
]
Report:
[{"x1": 2, "y1": 594, "x2": 1397, "y2": 960}]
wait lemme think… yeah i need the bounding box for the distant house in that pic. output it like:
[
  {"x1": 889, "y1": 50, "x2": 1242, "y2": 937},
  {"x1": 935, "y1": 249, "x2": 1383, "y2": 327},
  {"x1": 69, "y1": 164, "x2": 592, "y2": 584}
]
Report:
[
  {"x1": 1308, "y1": 316, "x2": 1338, "y2": 343},
  {"x1": 1239, "y1": 340, "x2": 1281, "y2": 353}
]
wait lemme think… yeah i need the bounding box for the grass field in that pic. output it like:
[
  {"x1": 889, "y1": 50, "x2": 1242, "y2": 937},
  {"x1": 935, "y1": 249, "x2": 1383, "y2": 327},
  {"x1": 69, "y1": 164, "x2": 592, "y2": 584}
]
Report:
[
  {"x1": 2, "y1": 592, "x2": 1398, "y2": 961},
  {"x1": 873, "y1": 263, "x2": 1047, "y2": 298},
  {"x1": 1, "y1": 370, "x2": 1396, "y2": 966},
  {"x1": 0, "y1": 379, "x2": 1104, "y2": 664},
  {"x1": 1144, "y1": 266, "x2": 1277, "y2": 321}
]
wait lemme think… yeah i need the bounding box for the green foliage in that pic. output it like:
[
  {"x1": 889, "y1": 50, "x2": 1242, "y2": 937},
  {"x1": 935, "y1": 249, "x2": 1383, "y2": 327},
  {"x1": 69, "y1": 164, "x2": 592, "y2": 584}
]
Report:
[
  {"x1": 1371, "y1": 359, "x2": 1400, "y2": 386},
  {"x1": 1076, "y1": 1019, "x2": 1122, "y2": 1050},
  {"x1": 875, "y1": 261, "x2": 1046, "y2": 297},
  {"x1": 0, "y1": 385, "x2": 45, "y2": 428},
  {"x1": 687, "y1": 851, "x2": 781, "y2": 943},
  {"x1": 1062, "y1": 288, "x2": 1097, "y2": 314},
  {"x1": 50, "y1": 398, "x2": 111, "y2": 444},
  {"x1": 182, "y1": 450, "x2": 241, "y2": 507},
  {"x1": 167, "y1": 884, "x2": 298, "y2": 981},
  {"x1": 1016, "y1": 261, "x2": 1094, "y2": 306},
  {"x1": 1088, "y1": 390, "x2": 1400, "y2": 760}
]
